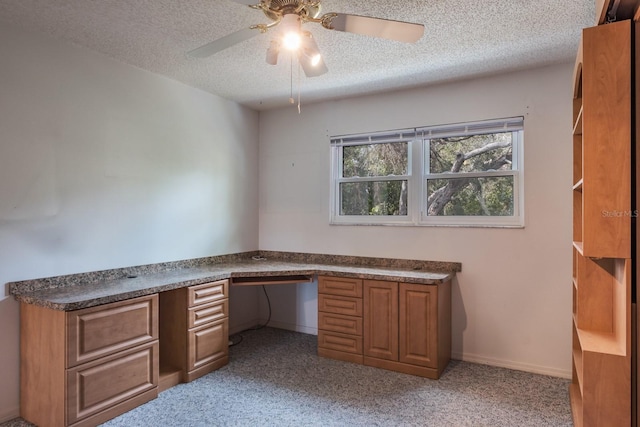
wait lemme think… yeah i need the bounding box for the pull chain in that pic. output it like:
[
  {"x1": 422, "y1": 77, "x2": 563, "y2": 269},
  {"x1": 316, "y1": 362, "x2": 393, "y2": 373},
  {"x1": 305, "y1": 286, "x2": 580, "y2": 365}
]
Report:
[
  {"x1": 297, "y1": 58, "x2": 302, "y2": 114},
  {"x1": 287, "y1": 52, "x2": 302, "y2": 112},
  {"x1": 289, "y1": 52, "x2": 294, "y2": 104}
]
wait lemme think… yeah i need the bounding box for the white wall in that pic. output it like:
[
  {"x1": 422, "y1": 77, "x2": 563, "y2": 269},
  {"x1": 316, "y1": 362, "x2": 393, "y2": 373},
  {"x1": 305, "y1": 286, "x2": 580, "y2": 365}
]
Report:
[
  {"x1": 0, "y1": 25, "x2": 260, "y2": 421},
  {"x1": 259, "y1": 63, "x2": 573, "y2": 378},
  {"x1": 0, "y1": 22, "x2": 574, "y2": 422}
]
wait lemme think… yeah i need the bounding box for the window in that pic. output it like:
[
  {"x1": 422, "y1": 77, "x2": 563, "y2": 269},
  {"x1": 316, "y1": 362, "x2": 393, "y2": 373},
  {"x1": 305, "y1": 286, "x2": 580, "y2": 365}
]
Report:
[
  {"x1": 331, "y1": 132, "x2": 414, "y2": 225},
  {"x1": 330, "y1": 117, "x2": 524, "y2": 227}
]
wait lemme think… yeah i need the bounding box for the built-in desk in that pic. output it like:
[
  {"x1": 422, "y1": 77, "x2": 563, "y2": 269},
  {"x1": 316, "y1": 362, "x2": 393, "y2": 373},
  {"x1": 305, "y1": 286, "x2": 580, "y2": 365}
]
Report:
[{"x1": 9, "y1": 251, "x2": 460, "y2": 427}]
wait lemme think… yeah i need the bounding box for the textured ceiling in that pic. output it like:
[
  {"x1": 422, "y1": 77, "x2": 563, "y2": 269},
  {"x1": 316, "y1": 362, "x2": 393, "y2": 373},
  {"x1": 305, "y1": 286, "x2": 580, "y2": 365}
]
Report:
[{"x1": 0, "y1": 0, "x2": 594, "y2": 110}]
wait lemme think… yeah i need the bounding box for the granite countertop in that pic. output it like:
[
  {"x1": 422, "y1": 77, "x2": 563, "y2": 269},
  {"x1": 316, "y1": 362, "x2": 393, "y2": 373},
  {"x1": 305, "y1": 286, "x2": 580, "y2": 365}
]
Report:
[{"x1": 9, "y1": 251, "x2": 461, "y2": 311}]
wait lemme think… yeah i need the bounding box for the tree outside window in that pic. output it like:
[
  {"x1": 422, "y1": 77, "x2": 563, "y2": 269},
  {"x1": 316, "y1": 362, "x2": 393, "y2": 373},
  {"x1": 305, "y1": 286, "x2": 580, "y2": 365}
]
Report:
[
  {"x1": 426, "y1": 132, "x2": 515, "y2": 217},
  {"x1": 330, "y1": 117, "x2": 523, "y2": 227},
  {"x1": 340, "y1": 142, "x2": 409, "y2": 216}
]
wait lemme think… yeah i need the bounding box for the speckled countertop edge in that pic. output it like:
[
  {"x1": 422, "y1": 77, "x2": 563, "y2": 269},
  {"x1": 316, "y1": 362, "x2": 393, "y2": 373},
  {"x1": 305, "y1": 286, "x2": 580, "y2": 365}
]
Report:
[{"x1": 9, "y1": 251, "x2": 461, "y2": 311}]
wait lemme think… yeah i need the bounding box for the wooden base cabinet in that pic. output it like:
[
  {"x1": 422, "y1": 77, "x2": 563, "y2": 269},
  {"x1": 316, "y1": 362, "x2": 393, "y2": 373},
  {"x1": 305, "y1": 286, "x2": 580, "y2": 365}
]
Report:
[
  {"x1": 364, "y1": 280, "x2": 451, "y2": 379},
  {"x1": 317, "y1": 276, "x2": 364, "y2": 364},
  {"x1": 159, "y1": 279, "x2": 229, "y2": 385},
  {"x1": 318, "y1": 275, "x2": 451, "y2": 380},
  {"x1": 20, "y1": 294, "x2": 159, "y2": 427}
]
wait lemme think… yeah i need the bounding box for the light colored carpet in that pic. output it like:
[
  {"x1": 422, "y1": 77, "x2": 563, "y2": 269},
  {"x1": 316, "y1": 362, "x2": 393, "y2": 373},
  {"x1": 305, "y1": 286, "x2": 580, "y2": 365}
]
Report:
[
  {"x1": 105, "y1": 327, "x2": 572, "y2": 426},
  {"x1": 3, "y1": 327, "x2": 573, "y2": 426}
]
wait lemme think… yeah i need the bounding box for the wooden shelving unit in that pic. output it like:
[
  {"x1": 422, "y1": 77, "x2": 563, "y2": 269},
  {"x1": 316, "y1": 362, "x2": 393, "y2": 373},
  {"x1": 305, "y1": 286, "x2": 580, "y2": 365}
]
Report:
[{"x1": 570, "y1": 19, "x2": 633, "y2": 427}]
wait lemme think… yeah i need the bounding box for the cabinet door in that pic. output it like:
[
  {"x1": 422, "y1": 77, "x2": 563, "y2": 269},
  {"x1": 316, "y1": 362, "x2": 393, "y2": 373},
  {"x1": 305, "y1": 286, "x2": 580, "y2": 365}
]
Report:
[
  {"x1": 66, "y1": 342, "x2": 158, "y2": 425},
  {"x1": 363, "y1": 280, "x2": 398, "y2": 360},
  {"x1": 67, "y1": 294, "x2": 158, "y2": 368},
  {"x1": 399, "y1": 283, "x2": 438, "y2": 368},
  {"x1": 580, "y1": 21, "x2": 631, "y2": 259},
  {"x1": 187, "y1": 318, "x2": 228, "y2": 372}
]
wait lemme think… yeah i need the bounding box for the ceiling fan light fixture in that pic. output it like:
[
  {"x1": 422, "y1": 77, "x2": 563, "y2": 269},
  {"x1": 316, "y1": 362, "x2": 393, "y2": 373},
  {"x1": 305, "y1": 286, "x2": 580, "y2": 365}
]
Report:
[
  {"x1": 282, "y1": 32, "x2": 301, "y2": 50},
  {"x1": 280, "y1": 13, "x2": 302, "y2": 51},
  {"x1": 299, "y1": 31, "x2": 324, "y2": 69},
  {"x1": 266, "y1": 40, "x2": 280, "y2": 65},
  {"x1": 310, "y1": 52, "x2": 321, "y2": 67},
  {"x1": 299, "y1": 32, "x2": 328, "y2": 77}
]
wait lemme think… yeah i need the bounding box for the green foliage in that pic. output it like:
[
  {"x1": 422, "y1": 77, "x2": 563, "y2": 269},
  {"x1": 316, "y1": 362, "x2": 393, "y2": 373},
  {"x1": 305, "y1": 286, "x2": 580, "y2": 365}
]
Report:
[
  {"x1": 341, "y1": 142, "x2": 409, "y2": 216},
  {"x1": 430, "y1": 132, "x2": 512, "y2": 173},
  {"x1": 343, "y1": 142, "x2": 408, "y2": 177},
  {"x1": 340, "y1": 181, "x2": 407, "y2": 216},
  {"x1": 427, "y1": 177, "x2": 513, "y2": 216},
  {"x1": 427, "y1": 132, "x2": 514, "y2": 216},
  {"x1": 339, "y1": 132, "x2": 515, "y2": 217}
]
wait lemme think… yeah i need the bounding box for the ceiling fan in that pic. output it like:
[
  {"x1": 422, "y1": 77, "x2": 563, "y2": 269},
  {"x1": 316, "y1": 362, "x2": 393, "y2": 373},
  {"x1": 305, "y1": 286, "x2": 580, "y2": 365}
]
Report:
[{"x1": 188, "y1": 0, "x2": 425, "y2": 78}]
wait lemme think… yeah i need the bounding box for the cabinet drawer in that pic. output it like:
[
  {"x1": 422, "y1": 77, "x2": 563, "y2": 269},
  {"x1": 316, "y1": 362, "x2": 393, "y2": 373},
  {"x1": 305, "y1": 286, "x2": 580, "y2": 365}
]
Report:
[
  {"x1": 319, "y1": 276, "x2": 363, "y2": 298},
  {"x1": 188, "y1": 280, "x2": 229, "y2": 307},
  {"x1": 318, "y1": 294, "x2": 362, "y2": 316},
  {"x1": 319, "y1": 312, "x2": 362, "y2": 336},
  {"x1": 67, "y1": 294, "x2": 158, "y2": 368},
  {"x1": 188, "y1": 318, "x2": 228, "y2": 372},
  {"x1": 318, "y1": 331, "x2": 363, "y2": 355},
  {"x1": 66, "y1": 341, "x2": 158, "y2": 425},
  {"x1": 188, "y1": 299, "x2": 228, "y2": 329}
]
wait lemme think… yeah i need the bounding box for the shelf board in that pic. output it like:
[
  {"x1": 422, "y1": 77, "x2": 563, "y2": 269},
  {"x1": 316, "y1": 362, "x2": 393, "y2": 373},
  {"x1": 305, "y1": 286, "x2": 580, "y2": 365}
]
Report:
[
  {"x1": 572, "y1": 179, "x2": 583, "y2": 192},
  {"x1": 574, "y1": 323, "x2": 626, "y2": 356},
  {"x1": 573, "y1": 241, "x2": 584, "y2": 256},
  {"x1": 573, "y1": 178, "x2": 582, "y2": 192},
  {"x1": 231, "y1": 274, "x2": 313, "y2": 286},
  {"x1": 573, "y1": 105, "x2": 583, "y2": 135},
  {"x1": 159, "y1": 367, "x2": 182, "y2": 392}
]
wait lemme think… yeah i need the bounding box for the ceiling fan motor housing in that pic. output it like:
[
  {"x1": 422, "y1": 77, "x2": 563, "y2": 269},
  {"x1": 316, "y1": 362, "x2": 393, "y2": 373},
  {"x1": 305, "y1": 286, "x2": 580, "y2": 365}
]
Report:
[{"x1": 261, "y1": 0, "x2": 321, "y2": 21}]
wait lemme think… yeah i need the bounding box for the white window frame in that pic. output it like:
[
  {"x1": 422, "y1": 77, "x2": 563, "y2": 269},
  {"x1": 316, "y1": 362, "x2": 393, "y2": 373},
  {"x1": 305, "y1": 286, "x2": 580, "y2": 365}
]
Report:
[
  {"x1": 330, "y1": 117, "x2": 524, "y2": 228},
  {"x1": 330, "y1": 133, "x2": 416, "y2": 225}
]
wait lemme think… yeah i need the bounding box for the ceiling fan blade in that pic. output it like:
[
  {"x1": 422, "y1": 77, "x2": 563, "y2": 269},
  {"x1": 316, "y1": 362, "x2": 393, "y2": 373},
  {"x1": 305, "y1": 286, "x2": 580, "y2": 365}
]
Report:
[
  {"x1": 188, "y1": 27, "x2": 260, "y2": 58},
  {"x1": 327, "y1": 13, "x2": 424, "y2": 43}
]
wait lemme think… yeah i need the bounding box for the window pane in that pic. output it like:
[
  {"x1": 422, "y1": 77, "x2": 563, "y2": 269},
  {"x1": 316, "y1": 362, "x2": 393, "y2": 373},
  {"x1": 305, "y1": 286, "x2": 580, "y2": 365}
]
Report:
[
  {"x1": 343, "y1": 142, "x2": 408, "y2": 178},
  {"x1": 340, "y1": 181, "x2": 408, "y2": 216},
  {"x1": 426, "y1": 176, "x2": 514, "y2": 216},
  {"x1": 429, "y1": 132, "x2": 512, "y2": 174}
]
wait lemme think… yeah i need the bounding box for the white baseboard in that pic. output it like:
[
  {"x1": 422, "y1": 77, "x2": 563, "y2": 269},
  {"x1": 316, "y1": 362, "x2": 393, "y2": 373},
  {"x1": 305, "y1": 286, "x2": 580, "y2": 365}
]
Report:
[
  {"x1": 229, "y1": 320, "x2": 262, "y2": 336},
  {"x1": 264, "y1": 320, "x2": 318, "y2": 336},
  {"x1": 452, "y1": 351, "x2": 572, "y2": 379},
  {"x1": 230, "y1": 319, "x2": 318, "y2": 336},
  {"x1": 231, "y1": 322, "x2": 570, "y2": 379},
  {"x1": 0, "y1": 406, "x2": 20, "y2": 423}
]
